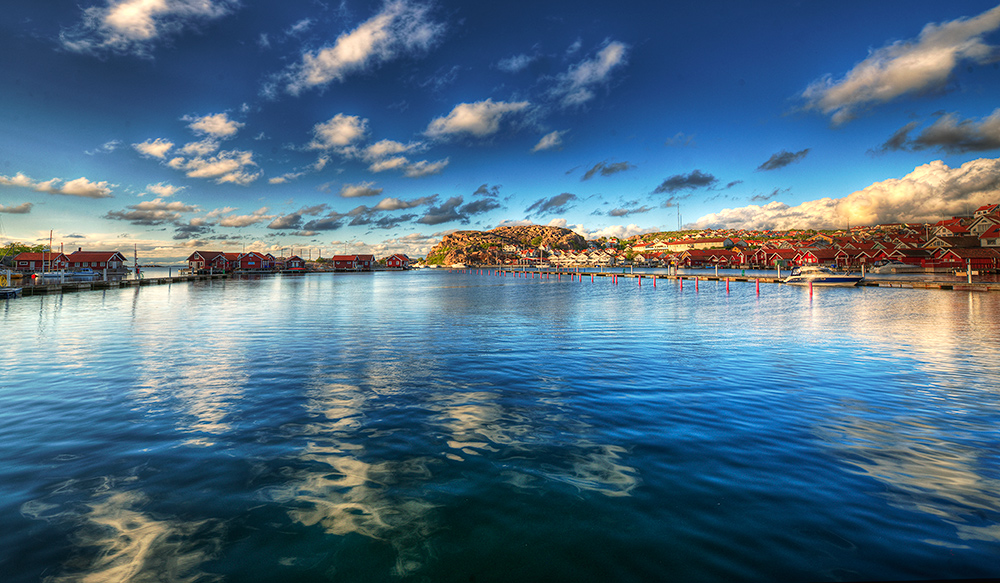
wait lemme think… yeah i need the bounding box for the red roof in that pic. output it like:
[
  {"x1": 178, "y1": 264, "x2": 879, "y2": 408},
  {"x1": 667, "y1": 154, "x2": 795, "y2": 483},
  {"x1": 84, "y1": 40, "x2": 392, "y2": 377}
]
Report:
[{"x1": 67, "y1": 250, "x2": 126, "y2": 262}]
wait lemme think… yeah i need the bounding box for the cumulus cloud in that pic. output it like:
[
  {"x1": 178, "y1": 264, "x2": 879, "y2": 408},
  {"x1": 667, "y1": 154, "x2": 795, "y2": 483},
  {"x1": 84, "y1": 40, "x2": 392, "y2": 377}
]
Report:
[
  {"x1": 184, "y1": 112, "x2": 244, "y2": 138},
  {"x1": 582, "y1": 160, "x2": 635, "y2": 180},
  {"x1": 0, "y1": 202, "x2": 33, "y2": 214},
  {"x1": 375, "y1": 195, "x2": 437, "y2": 210},
  {"x1": 85, "y1": 139, "x2": 123, "y2": 155},
  {"x1": 339, "y1": 182, "x2": 383, "y2": 198},
  {"x1": 532, "y1": 130, "x2": 566, "y2": 152},
  {"x1": 653, "y1": 170, "x2": 718, "y2": 194},
  {"x1": 0, "y1": 172, "x2": 114, "y2": 198},
  {"x1": 550, "y1": 40, "x2": 628, "y2": 108},
  {"x1": 425, "y1": 99, "x2": 531, "y2": 139},
  {"x1": 309, "y1": 114, "x2": 369, "y2": 151},
  {"x1": 284, "y1": 0, "x2": 445, "y2": 95},
  {"x1": 60, "y1": 0, "x2": 239, "y2": 57},
  {"x1": 133, "y1": 138, "x2": 174, "y2": 159},
  {"x1": 525, "y1": 192, "x2": 578, "y2": 216},
  {"x1": 145, "y1": 182, "x2": 185, "y2": 197},
  {"x1": 801, "y1": 5, "x2": 1000, "y2": 125},
  {"x1": 169, "y1": 149, "x2": 261, "y2": 184},
  {"x1": 757, "y1": 149, "x2": 810, "y2": 171},
  {"x1": 878, "y1": 109, "x2": 1000, "y2": 154},
  {"x1": 217, "y1": 207, "x2": 276, "y2": 227},
  {"x1": 104, "y1": 197, "x2": 199, "y2": 225},
  {"x1": 691, "y1": 157, "x2": 1000, "y2": 230}
]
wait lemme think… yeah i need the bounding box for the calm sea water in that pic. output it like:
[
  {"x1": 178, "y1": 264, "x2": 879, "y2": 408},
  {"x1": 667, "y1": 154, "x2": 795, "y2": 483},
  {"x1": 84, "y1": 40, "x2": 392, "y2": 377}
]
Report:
[{"x1": 2, "y1": 271, "x2": 999, "y2": 582}]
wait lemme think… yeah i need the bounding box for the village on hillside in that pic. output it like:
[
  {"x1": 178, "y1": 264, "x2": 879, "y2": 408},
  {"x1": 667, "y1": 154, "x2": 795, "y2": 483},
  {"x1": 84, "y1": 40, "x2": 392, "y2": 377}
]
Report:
[{"x1": 427, "y1": 203, "x2": 1000, "y2": 273}]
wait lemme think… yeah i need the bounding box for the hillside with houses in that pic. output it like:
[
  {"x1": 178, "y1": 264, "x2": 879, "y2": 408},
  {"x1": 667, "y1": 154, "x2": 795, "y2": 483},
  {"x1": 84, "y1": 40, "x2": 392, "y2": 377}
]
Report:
[{"x1": 425, "y1": 203, "x2": 1000, "y2": 272}]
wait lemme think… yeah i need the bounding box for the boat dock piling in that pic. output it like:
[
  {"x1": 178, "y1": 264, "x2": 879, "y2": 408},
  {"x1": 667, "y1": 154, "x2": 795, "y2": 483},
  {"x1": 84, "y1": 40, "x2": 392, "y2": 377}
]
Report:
[{"x1": 463, "y1": 267, "x2": 1000, "y2": 293}]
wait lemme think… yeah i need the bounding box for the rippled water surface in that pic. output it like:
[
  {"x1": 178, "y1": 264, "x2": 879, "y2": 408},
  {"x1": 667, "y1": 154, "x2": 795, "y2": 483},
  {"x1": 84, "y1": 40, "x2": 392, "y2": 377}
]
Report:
[{"x1": 3, "y1": 271, "x2": 1000, "y2": 582}]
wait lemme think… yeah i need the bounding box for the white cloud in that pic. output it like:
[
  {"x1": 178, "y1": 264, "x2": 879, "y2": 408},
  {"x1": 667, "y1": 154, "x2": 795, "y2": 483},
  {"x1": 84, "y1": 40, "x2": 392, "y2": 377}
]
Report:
[
  {"x1": 0, "y1": 172, "x2": 113, "y2": 198},
  {"x1": 145, "y1": 182, "x2": 185, "y2": 197},
  {"x1": 690, "y1": 157, "x2": 1000, "y2": 230},
  {"x1": 497, "y1": 53, "x2": 534, "y2": 73},
  {"x1": 308, "y1": 114, "x2": 369, "y2": 150},
  {"x1": 403, "y1": 158, "x2": 448, "y2": 177},
  {"x1": 368, "y1": 156, "x2": 410, "y2": 173},
  {"x1": 133, "y1": 137, "x2": 174, "y2": 158},
  {"x1": 339, "y1": 182, "x2": 383, "y2": 198},
  {"x1": 169, "y1": 149, "x2": 261, "y2": 185},
  {"x1": 61, "y1": 0, "x2": 239, "y2": 57},
  {"x1": 184, "y1": 112, "x2": 244, "y2": 137},
  {"x1": 284, "y1": 0, "x2": 445, "y2": 94},
  {"x1": 802, "y1": 5, "x2": 1000, "y2": 125},
  {"x1": 178, "y1": 138, "x2": 220, "y2": 157},
  {"x1": 532, "y1": 130, "x2": 566, "y2": 152},
  {"x1": 550, "y1": 41, "x2": 628, "y2": 108},
  {"x1": 217, "y1": 207, "x2": 276, "y2": 227},
  {"x1": 425, "y1": 99, "x2": 530, "y2": 139}
]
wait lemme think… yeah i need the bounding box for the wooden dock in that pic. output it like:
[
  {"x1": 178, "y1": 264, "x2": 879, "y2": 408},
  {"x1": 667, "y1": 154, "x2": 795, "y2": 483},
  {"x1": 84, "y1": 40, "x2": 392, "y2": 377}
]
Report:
[
  {"x1": 16, "y1": 273, "x2": 229, "y2": 296},
  {"x1": 479, "y1": 268, "x2": 1000, "y2": 292}
]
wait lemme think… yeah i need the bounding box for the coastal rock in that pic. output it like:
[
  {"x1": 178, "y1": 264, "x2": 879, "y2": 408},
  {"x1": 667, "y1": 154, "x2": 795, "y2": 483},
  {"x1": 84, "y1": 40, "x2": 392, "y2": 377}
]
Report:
[{"x1": 426, "y1": 225, "x2": 585, "y2": 265}]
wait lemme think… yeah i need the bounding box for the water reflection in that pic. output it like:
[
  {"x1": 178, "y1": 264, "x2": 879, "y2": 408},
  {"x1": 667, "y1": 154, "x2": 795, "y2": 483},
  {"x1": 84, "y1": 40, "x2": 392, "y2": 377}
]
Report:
[
  {"x1": 820, "y1": 408, "x2": 1000, "y2": 546},
  {"x1": 23, "y1": 483, "x2": 218, "y2": 583},
  {"x1": 265, "y1": 382, "x2": 439, "y2": 576},
  {"x1": 428, "y1": 388, "x2": 640, "y2": 498}
]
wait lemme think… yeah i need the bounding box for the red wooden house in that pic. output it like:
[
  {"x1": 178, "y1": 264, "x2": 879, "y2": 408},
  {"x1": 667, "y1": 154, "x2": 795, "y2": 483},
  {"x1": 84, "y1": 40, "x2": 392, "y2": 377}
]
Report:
[
  {"x1": 186, "y1": 251, "x2": 230, "y2": 272},
  {"x1": 285, "y1": 255, "x2": 306, "y2": 271},
  {"x1": 332, "y1": 254, "x2": 374, "y2": 271},
  {"x1": 66, "y1": 250, "x2": 128, "y2": 274},
  {"x1": 235, "y1": 251, "x2": 268, "y2": 271},
  {"x1": 385, "y1": 253, "x2": 410, "y2": 269},
  {"x1": 13, "y1": 252, "x2": 69, "y2": 272}
]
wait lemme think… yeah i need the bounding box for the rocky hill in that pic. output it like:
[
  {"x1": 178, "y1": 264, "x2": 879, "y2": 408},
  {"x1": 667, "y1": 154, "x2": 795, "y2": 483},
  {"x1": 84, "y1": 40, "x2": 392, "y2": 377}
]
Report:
[{"x1": 426, "y1": 225, "x2": 586, "y2": 265}]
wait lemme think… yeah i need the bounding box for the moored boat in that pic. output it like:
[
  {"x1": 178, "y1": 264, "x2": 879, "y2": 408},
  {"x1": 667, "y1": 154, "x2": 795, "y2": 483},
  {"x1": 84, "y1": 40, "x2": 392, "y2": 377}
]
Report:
[{"x1": 783, "y1": 265, "x2": 864, "y2": 287}]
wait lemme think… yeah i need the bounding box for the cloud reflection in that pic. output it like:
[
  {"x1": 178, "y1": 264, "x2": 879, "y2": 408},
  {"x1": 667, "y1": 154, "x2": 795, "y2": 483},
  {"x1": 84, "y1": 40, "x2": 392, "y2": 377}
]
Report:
[{"x1": 24, "y1": 487, "x2": 218, "y2": 583}]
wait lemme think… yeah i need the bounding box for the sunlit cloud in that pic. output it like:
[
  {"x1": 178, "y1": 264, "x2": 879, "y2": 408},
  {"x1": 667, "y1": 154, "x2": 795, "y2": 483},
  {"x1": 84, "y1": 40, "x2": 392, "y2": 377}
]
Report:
[
  {"x1": 308, "y1": 114, "x2": 369, "y2": 150},
  {"x1": 0, "y1": 172, "x2": 114, "y2": 198},
  {"x1": 168, "y1": 149, "x2": 261, "y2": 184},
  {"x1": 532, "y1": 130, "x2": 566, "y2": 152},
  {"x1": 105, "y1": 197, "x2": 199, "y2": 225},
  {"x1": 217, "y1": 207, "x2": 276, "y2": 227},
  {"x1": 145, "y1": 182, "x2": 185, "y2": 197},
  {"x1": 60, "y1": 0, "x2": 240, "y2": 57},
  {"x1": 801, "y1": 5, "x2": 1000, "y2": 125},
  {"x1": 283, "y1": 0, "x2": 445, "y2": 95},
  {"x1": 691, "y1": 156, "x2": 1000, "y2": 230},
  {"x1": 184, "y1": 112, "x2": 244, "y2": 138},
  {"x1": 133, "y1": 138, "x2": 175, "y2": 159},
  {"x1": 339, "y1": 182, "x2": 383, "y2": 198},
  {"x1": 425, "y1": 99, "x2": 530, "y2": 139}
]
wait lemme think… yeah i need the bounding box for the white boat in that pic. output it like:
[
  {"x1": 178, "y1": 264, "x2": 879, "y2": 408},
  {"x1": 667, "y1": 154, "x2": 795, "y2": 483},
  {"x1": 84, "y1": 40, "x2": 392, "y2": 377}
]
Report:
[
  {"x1": 34, "y1": 268, "x2": 100, "y2": 282},
  {"x1": 783, "y1": 265, "x2": 864, "y2": 287},
  {"x1": 871, "y1": 259, "x2": 921, "y2": 274}
]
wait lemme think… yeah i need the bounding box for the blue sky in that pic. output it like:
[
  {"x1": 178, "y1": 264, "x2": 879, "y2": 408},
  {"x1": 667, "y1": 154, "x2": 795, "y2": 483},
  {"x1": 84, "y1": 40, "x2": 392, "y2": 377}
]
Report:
[{"x1": 2, "y1": 1, "x2": 1000, "y2": 261}]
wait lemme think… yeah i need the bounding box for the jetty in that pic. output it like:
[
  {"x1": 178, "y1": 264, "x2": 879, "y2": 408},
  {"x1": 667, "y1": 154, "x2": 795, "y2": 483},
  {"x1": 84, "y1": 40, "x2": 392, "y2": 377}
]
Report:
[
  {"x1": 456, "y1": 267, "x2": 1000, "y2": 293},
  {"x1": 15, "y1": 272, "x2": 229, "y2": 296}
]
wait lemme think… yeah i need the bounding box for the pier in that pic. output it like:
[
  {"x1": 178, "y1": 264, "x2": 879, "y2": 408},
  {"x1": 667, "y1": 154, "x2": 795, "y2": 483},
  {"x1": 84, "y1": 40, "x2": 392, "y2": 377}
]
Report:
[
  {"x1": 462, "y1": 267, "x2": 1000, "y2": 292},
  {"x1": 15, "y1": 272, "x2": 229, "y2": 296}
]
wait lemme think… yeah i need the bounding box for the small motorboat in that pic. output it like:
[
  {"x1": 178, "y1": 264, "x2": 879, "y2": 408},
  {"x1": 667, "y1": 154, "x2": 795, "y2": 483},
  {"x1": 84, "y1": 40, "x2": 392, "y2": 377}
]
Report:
[
  {"x1": 783, "y1": 265, "x2": 864, "y2": 287},
  {"x1": 871, "y1": 259, "x2": 921, "y2": 274}
]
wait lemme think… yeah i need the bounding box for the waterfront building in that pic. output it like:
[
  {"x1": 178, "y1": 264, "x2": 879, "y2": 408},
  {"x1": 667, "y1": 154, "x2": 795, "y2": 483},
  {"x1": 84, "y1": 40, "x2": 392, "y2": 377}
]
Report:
[
  {"x1": 65, "y1": 250, "x2": 128, "y2": 275},
  {"x1": 13, "y1": 251, "x2": 69, "y2": 272}
]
